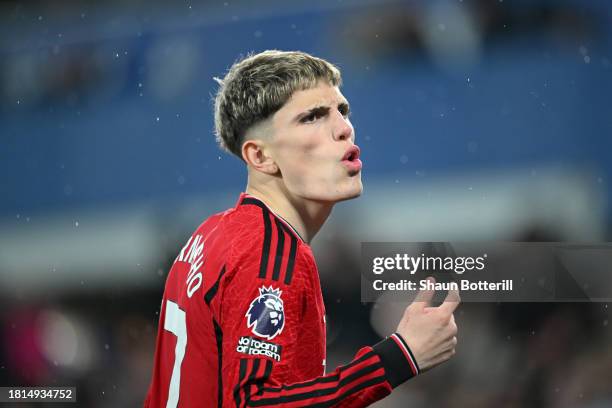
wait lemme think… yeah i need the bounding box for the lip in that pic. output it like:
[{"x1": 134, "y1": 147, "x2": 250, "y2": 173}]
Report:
[
  {"x1": 341, "y1": 145, "x2": 362, "y2": 173},
  {"x1": 342, "y1": 145, "x2": 361, "y2": 161}
]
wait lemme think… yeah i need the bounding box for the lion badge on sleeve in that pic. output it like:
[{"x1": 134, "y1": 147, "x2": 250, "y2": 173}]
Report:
[{"x1": 246, "y1": 286, "x2": 285, "y2": 340}]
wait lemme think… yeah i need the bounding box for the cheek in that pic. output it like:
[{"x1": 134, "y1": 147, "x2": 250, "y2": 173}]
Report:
[
  {"x1": 292, "y1": 139, "x2": 319, "y2": 157},
  {"x1": 277, "y1": 137, "x2": 323, "y2": 168}
]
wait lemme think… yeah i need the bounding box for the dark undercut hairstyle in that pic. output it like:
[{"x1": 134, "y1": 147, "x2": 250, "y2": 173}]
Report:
[{"x1": 213, "y1": 50, "x2": 342, "y2": 160}]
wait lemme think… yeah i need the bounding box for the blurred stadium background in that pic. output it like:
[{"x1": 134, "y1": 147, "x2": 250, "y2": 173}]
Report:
[{"x1": 1, "y1": 0, "x2": 611, "y2": 406}]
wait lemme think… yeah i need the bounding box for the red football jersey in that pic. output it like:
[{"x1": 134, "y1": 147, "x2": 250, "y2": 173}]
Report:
[{"x1": 144, "y1": 193, "x2": 419, "y2": 407}]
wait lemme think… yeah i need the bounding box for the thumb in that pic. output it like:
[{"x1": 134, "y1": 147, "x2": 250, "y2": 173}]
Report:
[
  {"x1": 439, "y1": 287, "x2": 461, "y2": 314},
  {"x1": 412, "y1": 276, "x2": 436, "y2": 309}
]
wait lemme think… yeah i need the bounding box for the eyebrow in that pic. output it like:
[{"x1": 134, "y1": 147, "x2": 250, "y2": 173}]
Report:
[{"x1": 294, "y1": 101, "x2": 351, "y2": 123}]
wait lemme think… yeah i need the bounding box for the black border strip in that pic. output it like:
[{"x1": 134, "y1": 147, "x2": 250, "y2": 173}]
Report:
[
  {"x1": 205, "y1": 265, "x2": 226, "y2": 305},
  {"x1": 249, "y1": 363, "x2": 383, "y2": 406},
  {"x1": 276, "y1": 221, "x2": 298, "y2": 285},
  {"x1": 233, "y1": 359, "x2": 247, "y2": 408},
  {"x1": 213, "y1": 318, "x2": 224, "y2": 408},
  {"x1": 272, "y1": 219, "x2": 286, "y2": 281},
  {"x1": 259, "y1": 351, "x2": 376, "y2": 393}
]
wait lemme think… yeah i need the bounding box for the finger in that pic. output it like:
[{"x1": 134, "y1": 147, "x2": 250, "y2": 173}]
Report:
[
  {"x1": 439, "y1": 288, "x2": 461, "y2": 314},
  {"x1": 412, "y1": 276, "x2": 436, "y2": 308},
  {"x1": 449, "y1": 313, "x2": 457, "y2": 331}
]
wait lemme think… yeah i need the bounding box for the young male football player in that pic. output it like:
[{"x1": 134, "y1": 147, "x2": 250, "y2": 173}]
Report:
[{"x1": 144, "y1": 50, "x2": 460, "y2": 407}]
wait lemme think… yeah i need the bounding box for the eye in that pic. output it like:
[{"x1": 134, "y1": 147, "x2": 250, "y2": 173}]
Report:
[
  {"x1": 301, "y1": 113, "x2": 316, "y2": 123},
  {"x1": 339, "y1": 104, "x2": 351, "y2": 118},
  {"x1": 301, "y1": 111, "x2": 324, "y2": 124}
]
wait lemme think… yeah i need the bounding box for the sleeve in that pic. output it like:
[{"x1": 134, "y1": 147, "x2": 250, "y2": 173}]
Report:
[
  {"x1": 232, "y1": 334, "x2": 420, "y2": 408},
  {"x1": 220, "y1": 221, "x2": 421, "y2": 408}
]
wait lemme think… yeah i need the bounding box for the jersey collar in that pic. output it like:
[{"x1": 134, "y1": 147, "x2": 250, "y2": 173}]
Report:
[{"x1": 236, "y1": 192, "x2": 305, "y2": 243}]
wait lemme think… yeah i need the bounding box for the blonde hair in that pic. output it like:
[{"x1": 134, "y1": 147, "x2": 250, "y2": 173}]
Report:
[{"x1": 213, "y1": 50, "x2": 342, "y2": 159}]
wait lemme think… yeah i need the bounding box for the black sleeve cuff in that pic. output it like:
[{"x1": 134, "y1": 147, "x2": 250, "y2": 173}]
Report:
[{"x1": 372, "y1": 333, "x2": 420, "y2": 388}]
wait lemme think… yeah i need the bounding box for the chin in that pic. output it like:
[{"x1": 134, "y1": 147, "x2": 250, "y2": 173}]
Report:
[
  {"x1": 334, "y1": 179, "x2": 363, "y2": 203},
  {"x1": 299, "y1": 176, "x2": 363, "y2": 203}
]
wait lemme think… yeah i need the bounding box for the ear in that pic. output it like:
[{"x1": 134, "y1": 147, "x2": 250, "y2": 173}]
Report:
[{"x1": 242, "y1": 139, "x2": 279, "y2": 175}]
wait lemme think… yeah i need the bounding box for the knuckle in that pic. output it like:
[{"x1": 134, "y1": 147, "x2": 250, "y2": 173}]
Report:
[{"x1": 439, "y1": 314, "x2": 451, "y2": 325}]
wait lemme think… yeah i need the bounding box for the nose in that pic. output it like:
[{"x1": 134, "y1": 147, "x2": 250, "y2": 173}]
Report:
[{"x1": 332, "y1": 109, "x2": 354, "y2": 142}]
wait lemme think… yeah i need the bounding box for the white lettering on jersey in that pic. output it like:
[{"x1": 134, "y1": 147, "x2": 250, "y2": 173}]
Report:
[{"x1": 176, "y1": 234, "x2": 205, "y2": 298}]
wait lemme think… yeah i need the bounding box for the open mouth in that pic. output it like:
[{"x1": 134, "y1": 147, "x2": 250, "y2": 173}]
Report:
[
  {"x1": 342, "y1": 145, "x2": 361, "y2": 162},
  {"x1": 341, "y1": 145, "x2": 362, "y2": 172}
]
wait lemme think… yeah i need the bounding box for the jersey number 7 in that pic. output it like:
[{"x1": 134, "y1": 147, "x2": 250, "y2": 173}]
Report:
[{"x1": 163, "y1": 300, "x2": 187, "y2": 408}]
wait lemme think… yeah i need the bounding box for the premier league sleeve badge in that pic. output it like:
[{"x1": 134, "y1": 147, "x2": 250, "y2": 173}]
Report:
[{"x1": 245, "y1": 286, "x2": 285, "y2": 340}]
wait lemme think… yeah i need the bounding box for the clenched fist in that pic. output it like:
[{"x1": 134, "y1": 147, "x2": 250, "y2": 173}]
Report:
[{"x1": 396, "y1": 277, "x2": 460, "y2": 372}]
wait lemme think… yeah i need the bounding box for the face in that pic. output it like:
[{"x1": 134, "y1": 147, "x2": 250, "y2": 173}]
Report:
[{"x1": 267, "y1": 82, "x2": 363, "y2": 203}]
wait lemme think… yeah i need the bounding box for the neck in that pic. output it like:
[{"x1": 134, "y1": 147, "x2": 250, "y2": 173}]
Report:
[{"x1": 245, "y1": 184, "x2": 333, "y2": 244}]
